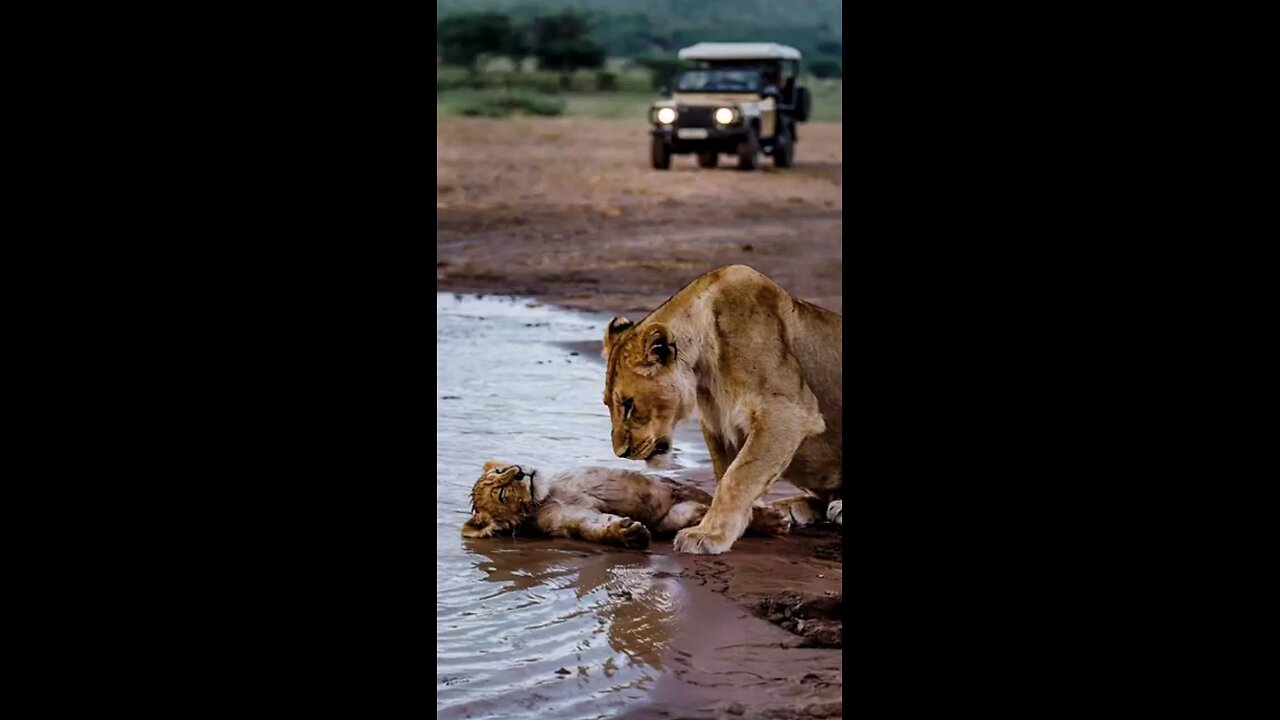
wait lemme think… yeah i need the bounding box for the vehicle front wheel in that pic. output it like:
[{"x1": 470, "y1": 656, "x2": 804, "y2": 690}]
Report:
[
  {"x1": 737, "y1": 127, "x2": 760, "y2": 170},
  {"x1": 697, "y1": 152, "x2": 719, "y2": 168},
  {"x1": 651, "y1": 136, "x2": 671, "y2": 170},
  {"x1": 773, "y1": 124, "x2": 795, "y2": 168}
]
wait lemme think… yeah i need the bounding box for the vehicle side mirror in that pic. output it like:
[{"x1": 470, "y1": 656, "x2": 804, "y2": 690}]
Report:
[
  {"x1": 659, "y1": 85, "x2": 671, "y2": 98},
  {"x1": 761, "y1": 85, "x2": 781, "y2": 100}
]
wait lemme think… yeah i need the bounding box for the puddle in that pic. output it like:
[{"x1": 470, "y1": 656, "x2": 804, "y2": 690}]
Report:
[
  {"x1": 436, "y1": 293, "x2": 705, "y2": 719},
  {"x1": 436, "y1": 293, "x2": 841, "y2": 719}
]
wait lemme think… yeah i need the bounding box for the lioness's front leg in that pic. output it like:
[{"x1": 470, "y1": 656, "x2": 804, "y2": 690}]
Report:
[
  {"x1": 537, "y1": 504, "x2": 651, "y2": 548},
  {"x1": 674, "y1": 410, "x2": 814, "y2": 555},
  {"x1": 701, "y1": 420, "x2": 738, "y2": 482}
]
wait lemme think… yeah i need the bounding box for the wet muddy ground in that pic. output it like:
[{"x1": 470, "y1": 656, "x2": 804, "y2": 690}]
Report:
[
  {"x1": 437, "y1": 116, "x2": 843, "y2": 719},
  {"x1": 436, "y1": 116, "x2": 843, "y2": 318}
]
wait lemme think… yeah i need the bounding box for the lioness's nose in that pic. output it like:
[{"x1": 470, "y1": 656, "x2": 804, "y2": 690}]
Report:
[{"x1": 614, "y1": 443, "x2": 631, "y2": 458}]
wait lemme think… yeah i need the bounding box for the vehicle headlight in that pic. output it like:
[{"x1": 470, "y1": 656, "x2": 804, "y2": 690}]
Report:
[
  {"x1": 656, "y1": 108, "x2": 677, "y2": 124},
  {"x1": 715, "y1": 108, "x2": 736, "y2": 124}
]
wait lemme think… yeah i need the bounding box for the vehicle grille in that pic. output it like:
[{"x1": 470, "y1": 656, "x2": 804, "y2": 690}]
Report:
[{"x1": 677, "y1": 106, "x2": 715, "y2": 128}]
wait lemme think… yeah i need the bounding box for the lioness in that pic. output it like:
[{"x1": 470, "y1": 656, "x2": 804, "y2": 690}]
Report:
[
  {"x1": 461, "y1": 460, "x2": 791, "y2": 548},
  {"x1": 602, "y1": 264, "x2": 842, "y2": 555}
]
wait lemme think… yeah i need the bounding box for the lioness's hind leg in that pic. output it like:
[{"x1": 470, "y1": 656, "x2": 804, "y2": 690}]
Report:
[
  {"x1": 768, "y1": 496, "x2": 827, "y2": 529},
  {"x1": 747, "y1": 503, "x2": 793, "y2": 536},
  {"x1": 656, "y1": 501, "x2": 708, "y2": 533}
]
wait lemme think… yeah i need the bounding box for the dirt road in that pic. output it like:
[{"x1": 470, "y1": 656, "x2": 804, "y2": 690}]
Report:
[{"x1": 436, "y1": 116, "x2": 843, "y2": 317}]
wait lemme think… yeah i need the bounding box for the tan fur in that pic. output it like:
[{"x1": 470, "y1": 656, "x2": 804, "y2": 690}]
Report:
[
  {"x1": 461, "y1": 460, "x2": 792, "y2": 548},
  {"x1": 602, "y1": 265, "x2": 842, "y2": 555}
]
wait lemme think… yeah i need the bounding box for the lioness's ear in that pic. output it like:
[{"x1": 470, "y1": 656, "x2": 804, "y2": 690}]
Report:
[
  {"x1": 461, "y1": 513, "x2": 494, "y2": 538},
  {"x1": 602, "y1": 316, "x2": 633, "y2": 359},
  {"x1": 644, "y1": 324, "x2": 675, "y2": 366}
]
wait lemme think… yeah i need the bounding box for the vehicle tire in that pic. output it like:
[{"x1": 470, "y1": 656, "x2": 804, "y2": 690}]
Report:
[
  {"x1": 697, "y1": 151, "x2": 719, "y2": 168},
  {"x1": 773, "y1": 123, "x2": 795, "y2": 168},
  {"x1": 736, "y1": 126, "x2": 760, "y2": 170},
  {"x1": 651, "y1": 136, "x2": 671, "y2": 170},
  {"x1": 794, "y1": 86, "x2": 812, "y2": 123}
]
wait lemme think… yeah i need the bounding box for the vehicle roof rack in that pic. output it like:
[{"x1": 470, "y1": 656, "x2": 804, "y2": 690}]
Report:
[{"x1": 677, "y1": 43, "x2": 802, "y2": 61}]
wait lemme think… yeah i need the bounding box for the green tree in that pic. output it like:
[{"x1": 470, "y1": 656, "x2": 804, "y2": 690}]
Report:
[
  {"x1": 437, "y1": 12, "x2": 512, "y2": 83},
  {"x1": 531, "y1": 10, "x2": 606, "y2": 87},
  {"x1": 505, "y1": 20, "x2": 533, "y2": 72}
]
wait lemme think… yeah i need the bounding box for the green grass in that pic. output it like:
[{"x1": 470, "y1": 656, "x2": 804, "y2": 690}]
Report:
[
  {"x1": 804, "y1": 77, "x2": 843, "y2": 122},
  {"x1": 560, "y1": 93, "x2": 655, "y2": 119},
  {"x1": 436, "y1": 65, "x2": 842, "y2": 122}
]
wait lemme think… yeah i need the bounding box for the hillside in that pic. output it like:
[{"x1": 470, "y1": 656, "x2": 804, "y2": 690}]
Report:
[{"x1": 435, "y1": 0, "x2": 842, "y2": 61}]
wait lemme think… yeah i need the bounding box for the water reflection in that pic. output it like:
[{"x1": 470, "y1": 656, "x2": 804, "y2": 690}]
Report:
[{"x1": 463, "y1": 539, "x2": 680, "y2": 670}]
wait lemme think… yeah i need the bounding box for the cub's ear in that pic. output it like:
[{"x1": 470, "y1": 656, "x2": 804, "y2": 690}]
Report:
[
  {"x1": 461, "y1": 513, "x2": 495, "y2": 538},
  {"x1": 644, "y1": 324, "x2": 675, "y2": 366},
  {"x1": 481, "y1": 460, "x2": 505, "y2": 473},
  {"x1": 602, "y1": 316, "x2": 633, "y2": 359}
]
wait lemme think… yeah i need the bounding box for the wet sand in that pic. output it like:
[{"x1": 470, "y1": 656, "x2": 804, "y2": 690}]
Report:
[{"x1": 437, "y1": 116, "x2": 844, "y2": 718}]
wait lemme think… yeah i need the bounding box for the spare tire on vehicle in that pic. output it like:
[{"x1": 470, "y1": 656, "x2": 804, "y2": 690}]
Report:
[{"x1": 793, "y1": 86, "x2": 812, "y2": 123}]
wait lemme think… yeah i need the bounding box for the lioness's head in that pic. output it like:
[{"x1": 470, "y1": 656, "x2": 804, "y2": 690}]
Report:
[
  {"x1": 602, "y1": 317, "x2": 695, "y2": 467},
  {"x1": 461, "y1": 461, "x2": 541, "y2": 538}
]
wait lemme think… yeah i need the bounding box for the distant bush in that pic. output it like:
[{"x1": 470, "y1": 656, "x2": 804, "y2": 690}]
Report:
[
  {"x1": 436, "y1": 75, "x2": 474, "y2": 93},
  {"x1": 596, "y1": 70, "x2": 618, "y2": 91},
  {"x1": 528, "y1": 75, "x2": 564, "y2": 94},
  {"x1": 458, "y1": 91, "x2": 566, "y2": 117},
  {"x1": 457, "y1": 99, "x2": 508, "y2": 117},
  {"x1": 509, "y1": 92, "x2": 566, "y2": 115},
  {"x1": 808, "y1": 60, "x2": 842, "y2": 79}
]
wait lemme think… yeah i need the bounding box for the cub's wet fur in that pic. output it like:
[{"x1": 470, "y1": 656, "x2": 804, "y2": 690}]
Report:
[{"x1": 462, "y1": 460, "x2": 793, "y2": 549}]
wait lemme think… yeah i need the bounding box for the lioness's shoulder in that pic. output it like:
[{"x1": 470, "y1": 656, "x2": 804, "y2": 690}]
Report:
[{"x1": 704, "y1": 264, "x2": 774, "y2": 291}]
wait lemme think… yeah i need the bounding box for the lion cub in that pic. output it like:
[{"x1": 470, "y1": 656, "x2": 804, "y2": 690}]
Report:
[{"x1": 461, "y1": 460, "x2": 790, "y2": 549}]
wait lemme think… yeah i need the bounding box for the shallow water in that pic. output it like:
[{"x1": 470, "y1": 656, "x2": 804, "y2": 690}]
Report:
[{"x1": 436, "y1": 293, "x2": 712, "y2": 719}]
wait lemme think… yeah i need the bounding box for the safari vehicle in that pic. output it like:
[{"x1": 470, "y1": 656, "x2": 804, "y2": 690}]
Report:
[{"x1": 649, "y1": 42, "x2": 812, "y2": 171}]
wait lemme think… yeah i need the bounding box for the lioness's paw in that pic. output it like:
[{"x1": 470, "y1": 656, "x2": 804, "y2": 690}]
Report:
[
  {"x1": 673, "y1": 526, "x2": 733, "y2": 555},
  {"x1": 615, "y1": 519, "x2": 651, "y2": 549},
  {"x1": 750, "y1": 505, "x2": 793, "y2": 537},
  {"x1": 826, "y1": 500, "x2": 843, "y2": 526}
]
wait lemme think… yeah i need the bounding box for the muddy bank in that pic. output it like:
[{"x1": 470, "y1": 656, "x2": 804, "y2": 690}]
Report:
[
  {"x1": 606, "y1": 526, "x2": 843, "y2": 720},
  {"x1": 580, "y1": 349, "x2": 844, "y2": 719}
]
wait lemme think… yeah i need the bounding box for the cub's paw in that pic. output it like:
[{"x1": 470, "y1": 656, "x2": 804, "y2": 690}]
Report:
[
  {"x1": 615, "y1": 518, "x2": 651, "y2": 549},
  {"x1": 673, "y1": 525, "x2": 733, "y2": 555},
  {"x1": 826, "y1": 499, "x2": 843, "y2": 526},
  {"x1": 750, "y1": 505, "x2": 793, "y2": 537}
]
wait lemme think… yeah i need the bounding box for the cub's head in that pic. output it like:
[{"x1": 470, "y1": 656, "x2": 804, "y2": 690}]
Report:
[
  {"x1": 602, "y1": 317, "x2": 695, "y2": 467},
  {"x1": 462, "y1": 461, "x2": 541, "y2": 538}
]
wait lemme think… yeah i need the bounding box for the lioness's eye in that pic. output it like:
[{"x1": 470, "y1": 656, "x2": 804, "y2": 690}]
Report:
[
  {"x1": 622, "y1": 398, "x2": 634, "y2": 419},
  {"x1": 498, "y1": 487, "x2": 506, "y2": 503}
]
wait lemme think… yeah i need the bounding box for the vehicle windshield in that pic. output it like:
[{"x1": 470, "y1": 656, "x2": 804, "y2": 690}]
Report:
[{"x1": 675, "y1": 69, "x2": 762, "y2": 93}]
